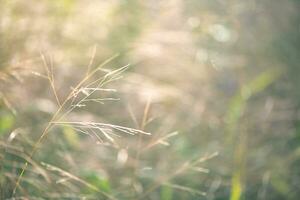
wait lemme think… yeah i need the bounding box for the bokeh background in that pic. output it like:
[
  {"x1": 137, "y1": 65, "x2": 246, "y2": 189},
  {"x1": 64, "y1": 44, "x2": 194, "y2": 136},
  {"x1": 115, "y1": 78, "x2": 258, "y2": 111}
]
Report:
[{"x1": 1, "y1": 0, "x2": 300, "y2": 199}]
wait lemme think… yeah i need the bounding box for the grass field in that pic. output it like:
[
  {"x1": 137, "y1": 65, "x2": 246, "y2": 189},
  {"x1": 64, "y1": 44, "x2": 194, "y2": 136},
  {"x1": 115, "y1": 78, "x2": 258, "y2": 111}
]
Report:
[{"x1": 1, "y1": 1, "x2": 300, "y2": 199}]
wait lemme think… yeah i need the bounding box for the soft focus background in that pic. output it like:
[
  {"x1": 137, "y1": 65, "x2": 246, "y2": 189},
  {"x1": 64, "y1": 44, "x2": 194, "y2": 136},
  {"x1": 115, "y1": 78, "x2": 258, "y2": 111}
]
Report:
[{"x1": 1, "y1": 0, "x2": 300, "y2": 199}]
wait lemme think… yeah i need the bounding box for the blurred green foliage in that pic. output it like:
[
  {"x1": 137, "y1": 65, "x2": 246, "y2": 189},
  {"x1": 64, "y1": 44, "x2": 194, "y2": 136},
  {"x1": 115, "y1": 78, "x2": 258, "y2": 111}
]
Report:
[{"x1": 1, "y1": 0, "x2": 300, "y2": 199}]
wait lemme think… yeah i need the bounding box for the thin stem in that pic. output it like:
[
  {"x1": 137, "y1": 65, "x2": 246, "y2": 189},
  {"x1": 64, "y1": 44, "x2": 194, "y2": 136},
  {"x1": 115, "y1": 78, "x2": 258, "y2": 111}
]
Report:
[{"x1": 12, "y1": 54, "x2": 119, "y2": 195}]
